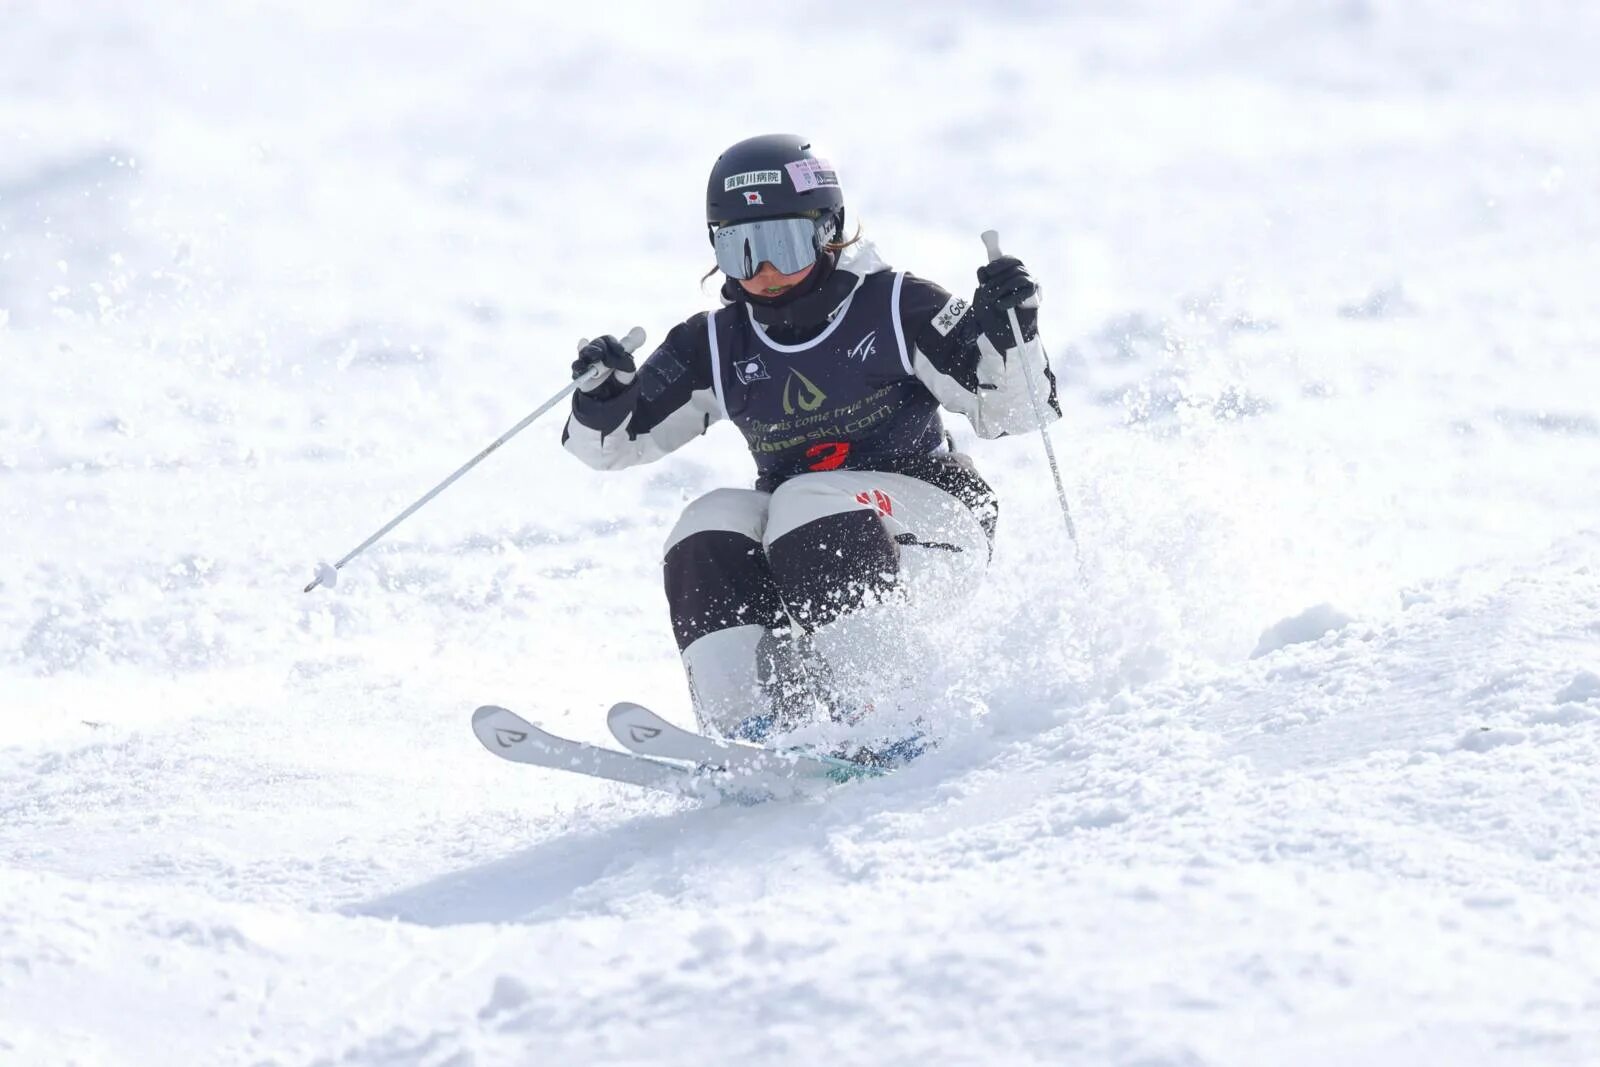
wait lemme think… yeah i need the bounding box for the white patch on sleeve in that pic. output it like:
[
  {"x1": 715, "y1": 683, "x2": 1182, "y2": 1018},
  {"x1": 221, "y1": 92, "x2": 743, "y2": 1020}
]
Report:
[
  {"x1": 785, "y1": 158, "x2": 839, "y2": 192},
  {"x1": 930, "y1": 294, "x2": 970, "y2": 338}
]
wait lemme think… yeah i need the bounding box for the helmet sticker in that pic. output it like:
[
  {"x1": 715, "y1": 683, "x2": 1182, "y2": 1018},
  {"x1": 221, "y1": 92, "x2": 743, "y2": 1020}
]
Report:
[
  {"x1": 743, "y1": 191, "x2": 763, "y2": 205},
  {"x1": 723, "y1": 169, "x2": 784, "y2": 192},
  {"x1": 784, "y1": 158, "x2": 838, "y2": 192}
]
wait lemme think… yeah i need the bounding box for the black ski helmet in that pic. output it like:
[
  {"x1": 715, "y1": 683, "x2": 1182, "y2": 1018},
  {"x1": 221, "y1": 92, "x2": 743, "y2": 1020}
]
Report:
[{"x1": 705, "y1": 134, "x2": 845, "y2": 242}]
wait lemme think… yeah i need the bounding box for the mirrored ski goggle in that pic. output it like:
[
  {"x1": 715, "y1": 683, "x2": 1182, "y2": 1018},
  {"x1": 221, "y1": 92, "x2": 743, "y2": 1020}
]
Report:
[{"x1": 710, "y1": 216, "x2": 821, "y2": 280}]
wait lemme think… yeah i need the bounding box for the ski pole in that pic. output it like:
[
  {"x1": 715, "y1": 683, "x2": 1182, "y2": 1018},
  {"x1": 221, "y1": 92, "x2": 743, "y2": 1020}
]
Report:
[
  {"x1": 303, "y1": 326, "x2": 646, "y2": 593},
  {"x1": 980, "y1": 230, "x2": 1080, "y2": 554}
]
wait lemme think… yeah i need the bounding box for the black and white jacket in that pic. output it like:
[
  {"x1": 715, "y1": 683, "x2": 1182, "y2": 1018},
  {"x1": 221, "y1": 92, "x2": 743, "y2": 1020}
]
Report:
[{"x1": 561, "y1": 241, "x2": 1059, "y2": 500}]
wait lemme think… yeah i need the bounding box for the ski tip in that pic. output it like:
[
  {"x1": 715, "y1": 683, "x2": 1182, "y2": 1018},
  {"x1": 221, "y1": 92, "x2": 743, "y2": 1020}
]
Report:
[
  {"x1": 606, "y1": 702, "x2": 676, "y2": 753},
  {"x1": 473, "y1": 705, "x2": 536, "y2": 733},
  {"x1": 471, "y1": 705, "x2": 545, "y2": 759},
  {"x1": 606, "y1": 701, "x2": 653, "y2": 720}
]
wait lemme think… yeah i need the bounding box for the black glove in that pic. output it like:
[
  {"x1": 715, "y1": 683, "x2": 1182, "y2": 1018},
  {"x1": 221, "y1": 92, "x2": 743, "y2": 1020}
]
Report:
[
  {"x1": 571, "y1": 335, "x2": 637, "y2": 398},
  {"x1": 973, "y1": 256, "x2": 1039, "y2": 351}
]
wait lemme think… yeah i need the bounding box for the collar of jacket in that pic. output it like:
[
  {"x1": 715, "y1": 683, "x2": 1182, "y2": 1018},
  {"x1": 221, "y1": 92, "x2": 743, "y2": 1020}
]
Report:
[
  {"x1": 720, "y1": 249, "x2": 838, "y2": 335},
  {"x1": 717, "y1": 240, "x2": 893, "y2": 341}
]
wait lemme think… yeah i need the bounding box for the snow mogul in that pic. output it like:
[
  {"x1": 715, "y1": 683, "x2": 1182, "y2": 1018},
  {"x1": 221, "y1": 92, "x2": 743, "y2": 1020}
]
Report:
[{"x1": 562, "y1": 134, "x2": 1058, "y2": 757}]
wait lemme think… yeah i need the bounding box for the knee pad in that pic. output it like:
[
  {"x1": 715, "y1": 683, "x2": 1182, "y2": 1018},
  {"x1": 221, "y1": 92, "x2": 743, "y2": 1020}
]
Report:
[
  {"x1": 765, "y1": 508, "x2": 900, "y2": 631},
  {"x1": 662, "y1": 489, "x2": 780, "y2": 652}
]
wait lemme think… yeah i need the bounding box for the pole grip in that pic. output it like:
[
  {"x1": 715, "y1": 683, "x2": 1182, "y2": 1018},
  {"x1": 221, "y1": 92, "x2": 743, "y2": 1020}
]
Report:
[
  {"x1": 576, "y1": 326, "x2": 647, "y2": 355},
  {"x1": 575, "y1": 326, "x2": 648, "y2": 387},
  {"x1": 981, "y1": 229, "x2": 1003, "y2": 263}
]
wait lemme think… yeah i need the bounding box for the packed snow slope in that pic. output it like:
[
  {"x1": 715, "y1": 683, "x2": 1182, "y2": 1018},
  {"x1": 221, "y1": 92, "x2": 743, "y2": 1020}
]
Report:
[{"x1": 4, "y1": 2, "x2": 1600, "y2": 1064}]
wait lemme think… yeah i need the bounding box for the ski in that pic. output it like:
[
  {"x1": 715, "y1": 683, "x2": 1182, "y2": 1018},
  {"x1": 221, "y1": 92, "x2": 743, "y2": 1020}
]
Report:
[
  {"x1": 471, "y1": 705, "x2": 760, "y2": 801},
  {"x1": 606, "y1": 702, "x2": 884, "y2": 783}
]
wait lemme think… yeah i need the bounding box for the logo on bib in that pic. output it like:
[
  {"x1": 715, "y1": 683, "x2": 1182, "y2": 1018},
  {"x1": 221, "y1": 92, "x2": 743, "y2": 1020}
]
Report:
[
  {"x1": 846, "y1": 331, "x2": 877, "y2": 362},
  {"x1": 734, "y1": 354, "x2": 770, "y2": 384},
  {"x1": 806, "y1": 441, "x2": 851, "y2": 471},
  {"x1": 782, "y1": 368, "x2": 827, "y2": 415}
]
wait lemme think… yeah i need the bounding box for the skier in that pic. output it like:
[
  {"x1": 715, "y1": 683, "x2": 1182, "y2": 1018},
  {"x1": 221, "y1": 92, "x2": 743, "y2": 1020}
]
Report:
[{"x1": 562, "y1": 134, "x2": 1058, "y2": 753}]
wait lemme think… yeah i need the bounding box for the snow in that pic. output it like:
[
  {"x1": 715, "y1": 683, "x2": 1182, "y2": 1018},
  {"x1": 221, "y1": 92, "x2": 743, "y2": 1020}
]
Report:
[
  {"x1": 1250, "y1": 602, "x2": 1354, "y2": 659},
  {"x1": 4, "y1": 1, "x2": 1600, "y2": 1064}
]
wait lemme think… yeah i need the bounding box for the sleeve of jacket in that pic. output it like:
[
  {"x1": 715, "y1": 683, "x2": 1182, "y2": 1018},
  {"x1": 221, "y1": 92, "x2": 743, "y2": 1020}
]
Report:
[
  {"x1": 898, "y1": 273, "x2": 1060, "y2": 439},
  {"x1": 561, "y1": 312, "x2": 723, "y2": 470}
]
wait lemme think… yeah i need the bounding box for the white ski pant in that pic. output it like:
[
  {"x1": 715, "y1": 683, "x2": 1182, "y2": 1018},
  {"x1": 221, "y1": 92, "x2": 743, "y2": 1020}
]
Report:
[{"x1": 661, "y1": 469, "x2": 990, "y2": 735}]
